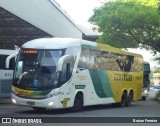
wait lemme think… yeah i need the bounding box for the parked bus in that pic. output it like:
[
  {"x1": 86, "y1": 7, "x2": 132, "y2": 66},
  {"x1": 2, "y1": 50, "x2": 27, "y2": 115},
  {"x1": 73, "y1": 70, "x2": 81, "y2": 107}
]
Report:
[
  {"x1": 12, "y1": 38, "x2": 143, "y2": 111},
  {"x1": 142, "y1": 61, "x2": 150, "y2": 100},
  {"x1": 0, "y1": 49, "x2": 18, "y2": 98}
]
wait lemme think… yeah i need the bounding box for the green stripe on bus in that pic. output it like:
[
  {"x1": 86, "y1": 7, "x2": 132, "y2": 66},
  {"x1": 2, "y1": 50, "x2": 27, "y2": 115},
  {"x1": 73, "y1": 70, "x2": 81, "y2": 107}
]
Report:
[
  {"x1": 89, "y1": 70, "x2": 113, "y2": 98},
  {"x1": 40, "y1": 90, "x2": 52, "y2": 95},
  {"x1": 98, "y1": 70, "x2": 113, "y2": 97}
]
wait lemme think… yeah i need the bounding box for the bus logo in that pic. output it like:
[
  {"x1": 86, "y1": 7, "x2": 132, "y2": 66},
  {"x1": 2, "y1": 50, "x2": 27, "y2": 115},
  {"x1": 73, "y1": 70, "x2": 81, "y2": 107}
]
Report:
[
  {"x1": 114, "y1": 74, "x2": 132, "y2": 81},
  {"x1": 61, "y1": 98, "x2": 70, "y2": 107}
]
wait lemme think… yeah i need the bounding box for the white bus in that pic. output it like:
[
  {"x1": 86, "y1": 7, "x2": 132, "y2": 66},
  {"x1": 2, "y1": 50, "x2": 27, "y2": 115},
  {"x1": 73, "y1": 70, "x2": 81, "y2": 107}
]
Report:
[
  {"x1": 0, "y1": 49, "x2": 18, "y2": 98},
  {"x1": 12, "y1": 38, "x2": 143, "y2": 111}
]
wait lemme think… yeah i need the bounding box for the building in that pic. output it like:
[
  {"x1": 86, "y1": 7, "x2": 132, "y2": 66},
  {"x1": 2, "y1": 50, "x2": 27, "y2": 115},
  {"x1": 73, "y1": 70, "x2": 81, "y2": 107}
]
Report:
[{"x1": 0, "y1": 0, "x2": 99, "y2": 49}]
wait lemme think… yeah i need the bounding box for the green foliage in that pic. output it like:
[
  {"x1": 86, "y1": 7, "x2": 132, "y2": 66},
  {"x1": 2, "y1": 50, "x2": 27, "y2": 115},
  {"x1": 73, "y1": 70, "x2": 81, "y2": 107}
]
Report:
[
  {"x1": 152, "y1": 66, "x2": 160, "y2": 73},
  {"x1": 89, "y1": 0, "x2": 160, "y2": 51},
  {"x1": 156, "y1": 90, "x2": 160, "y2": 97},
  {"x1": 152, "y1": 54, "x2": 160, "y2": 64},
  {"x1": 150, "y1": 78, "x2": 154, "y2": 84},
  {"x1": 154, "y1": 90, "x2": 160, "y2": 103}
]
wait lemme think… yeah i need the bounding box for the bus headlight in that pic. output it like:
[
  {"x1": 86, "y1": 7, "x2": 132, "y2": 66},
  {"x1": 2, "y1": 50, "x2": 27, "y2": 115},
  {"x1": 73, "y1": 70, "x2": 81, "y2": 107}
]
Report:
[
  {"x1": 12, "y1": 99, "x2": 17, "y2": 104},
  {"x1": 144, "y1": 90, "x2": 148, "y2": 94},
  {"x1": 48, "y1": 102, "x2": 54, "y2": 106}
]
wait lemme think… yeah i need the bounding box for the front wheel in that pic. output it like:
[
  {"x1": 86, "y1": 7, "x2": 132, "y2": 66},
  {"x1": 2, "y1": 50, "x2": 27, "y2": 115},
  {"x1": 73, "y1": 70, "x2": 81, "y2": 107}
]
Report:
[
  {"x1": 142, "y1": 96, "x2": 146, "y2": 101},
  {"x1": 71, "y1": 94, "x2": 83, "y2": 112}
]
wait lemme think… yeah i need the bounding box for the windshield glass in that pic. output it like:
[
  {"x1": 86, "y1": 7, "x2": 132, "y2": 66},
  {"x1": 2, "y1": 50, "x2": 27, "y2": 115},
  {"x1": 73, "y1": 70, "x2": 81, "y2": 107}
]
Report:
[{"x1": 13, "y1": 49, "x2": 65, "y2": 90}]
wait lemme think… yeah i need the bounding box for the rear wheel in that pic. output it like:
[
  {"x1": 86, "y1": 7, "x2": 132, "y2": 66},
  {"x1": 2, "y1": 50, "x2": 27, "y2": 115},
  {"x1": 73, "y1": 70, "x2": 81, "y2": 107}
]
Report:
[
  {"x1": 126, "y1": 91, "x2": 133, "y2": 106},
  {"x1": 126, "y1": 95, "x2": 131, "y2": 106},
  {"x1": 71, "y1": 94, "x2": 83, "y2": 112}
]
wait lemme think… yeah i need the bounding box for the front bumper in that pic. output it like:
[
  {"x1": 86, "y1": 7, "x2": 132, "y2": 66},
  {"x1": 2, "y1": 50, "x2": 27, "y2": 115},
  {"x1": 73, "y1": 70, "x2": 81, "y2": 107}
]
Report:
[{"x1": 11, "y1": 94, "x2": 60, "y2": 109}]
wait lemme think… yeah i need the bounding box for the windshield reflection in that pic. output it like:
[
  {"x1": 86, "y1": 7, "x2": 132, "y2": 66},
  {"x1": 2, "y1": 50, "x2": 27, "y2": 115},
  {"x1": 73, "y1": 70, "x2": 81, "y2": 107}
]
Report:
[{"x1": 14, "y1": 49, "x2": 64, "y2": 90}]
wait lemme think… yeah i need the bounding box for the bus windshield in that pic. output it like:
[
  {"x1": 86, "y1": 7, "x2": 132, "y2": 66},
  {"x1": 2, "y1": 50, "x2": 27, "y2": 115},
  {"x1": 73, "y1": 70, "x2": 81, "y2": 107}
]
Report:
[
  {"x1": 143, "y1": 62, "x2": 150, "y2": 88},
  {"x1": 13, "y1": 49, "x2": 65, "y2": 90},
  {"x1": 144, "y1": 64, "x2": 150, "y2": 73}
]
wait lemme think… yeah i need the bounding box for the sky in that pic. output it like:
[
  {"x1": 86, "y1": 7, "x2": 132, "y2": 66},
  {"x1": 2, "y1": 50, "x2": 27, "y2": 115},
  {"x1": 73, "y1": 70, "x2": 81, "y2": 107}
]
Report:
[
  {"x1": 57, "y1": 0, "x2": 159, "y2": 67},
  {"x1": 128, "y1": 48, "x2": 159, "y2": 67},
  {"x1": 57, "y1": 0, "x2": 102, "y2": 28}
]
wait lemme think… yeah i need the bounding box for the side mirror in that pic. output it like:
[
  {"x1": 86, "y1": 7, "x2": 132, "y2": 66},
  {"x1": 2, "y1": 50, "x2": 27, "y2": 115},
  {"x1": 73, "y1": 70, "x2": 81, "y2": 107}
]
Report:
[
  {"x1": 6, "y1": 52, "x2": 18, "y2": 69},
  {"x1": 58, "y1": 55, "x2": 74, "y2": 82},
  {"x1": 58, "y1": 55, "x2": 74, "y2": 72}
]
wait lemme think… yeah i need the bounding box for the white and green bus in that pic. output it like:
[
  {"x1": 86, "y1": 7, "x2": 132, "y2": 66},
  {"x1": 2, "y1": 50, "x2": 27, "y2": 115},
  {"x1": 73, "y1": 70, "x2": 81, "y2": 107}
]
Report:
[{"x1": 12, "y1": 38, "x2": 143, "y2": 111}]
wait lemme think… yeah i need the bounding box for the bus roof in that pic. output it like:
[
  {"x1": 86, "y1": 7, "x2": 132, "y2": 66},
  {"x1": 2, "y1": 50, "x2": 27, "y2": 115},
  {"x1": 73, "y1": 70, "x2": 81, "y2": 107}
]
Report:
[
  {"x1": 22, "y1": 38, "x2": 142, "y2": 57},
  {"x1": 22, "y1": 38, "x2": 81, "y2": 49}
]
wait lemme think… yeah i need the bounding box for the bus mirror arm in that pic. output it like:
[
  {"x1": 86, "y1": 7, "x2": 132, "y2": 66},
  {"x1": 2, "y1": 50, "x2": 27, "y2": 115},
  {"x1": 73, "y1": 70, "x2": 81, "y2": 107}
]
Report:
[
  {"x1": 5, "y1": 52, "x2": 18, "y2": 69},
  {"x1": 57, "y1": 55, "x2": 74, "y2": 72},
  {"x1": 57, "y1": 55, "x2": 74, "y2": 82}
]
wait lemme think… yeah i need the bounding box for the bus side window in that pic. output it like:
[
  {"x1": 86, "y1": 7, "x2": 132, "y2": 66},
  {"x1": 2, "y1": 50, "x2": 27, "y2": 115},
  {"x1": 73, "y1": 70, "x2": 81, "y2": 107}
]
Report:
[
  {"x1": 76, "y1": 64, "x2": 85, "y2": 73},
  {"x1": 9, "y1": 57, "x2": 16, "y2": 70},
  {"x1": 0, "y1": 55, "x2": 7, "y2": 69}
]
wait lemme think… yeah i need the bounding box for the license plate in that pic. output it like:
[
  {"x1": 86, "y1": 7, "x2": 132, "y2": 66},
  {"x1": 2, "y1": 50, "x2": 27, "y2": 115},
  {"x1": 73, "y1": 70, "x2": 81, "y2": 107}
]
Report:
[{"x1": 27, "y1": 101, "x2": 35, "y2": 105}]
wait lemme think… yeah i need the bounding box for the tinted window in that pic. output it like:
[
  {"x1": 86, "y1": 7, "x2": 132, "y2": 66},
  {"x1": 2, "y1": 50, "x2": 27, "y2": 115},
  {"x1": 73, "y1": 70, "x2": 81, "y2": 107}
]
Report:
[{"x1": 79, "y1": 47, "x2": 143, "y2": 72}]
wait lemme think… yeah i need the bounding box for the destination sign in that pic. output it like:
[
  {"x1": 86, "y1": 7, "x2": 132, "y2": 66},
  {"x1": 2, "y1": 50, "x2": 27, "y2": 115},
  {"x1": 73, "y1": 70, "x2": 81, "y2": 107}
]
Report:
[{"x1": 23, "y1": 50, "x2": 37, "y2": 54}]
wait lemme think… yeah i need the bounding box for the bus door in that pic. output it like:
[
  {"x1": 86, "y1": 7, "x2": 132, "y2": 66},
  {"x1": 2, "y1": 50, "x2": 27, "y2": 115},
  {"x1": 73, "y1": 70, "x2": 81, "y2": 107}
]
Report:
[{"x1": 58, "y1": 55, "x2": 74, "y2": 108}]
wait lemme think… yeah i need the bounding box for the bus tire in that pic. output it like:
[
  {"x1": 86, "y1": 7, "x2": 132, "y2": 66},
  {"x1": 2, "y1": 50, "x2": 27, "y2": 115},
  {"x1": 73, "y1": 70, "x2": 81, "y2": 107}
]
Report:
[
  {"x1": 126, "y1": 91, "x2": 133, "y2": 106},
  {"x1": 32, "y1": 107, "x2": 46, "y2": 112},
  {"x1": 142, "y1": 96, "x2": 146, "y2": 101},
  {"x1": 71, "y1": 93, "x2": 83, "y2": 112},
  {"x1": 126, "y1": 95, "x2": 131, "y2": 107},
  {"x1": 119, "y1": 92, "x2": 127, "y2": 107}
]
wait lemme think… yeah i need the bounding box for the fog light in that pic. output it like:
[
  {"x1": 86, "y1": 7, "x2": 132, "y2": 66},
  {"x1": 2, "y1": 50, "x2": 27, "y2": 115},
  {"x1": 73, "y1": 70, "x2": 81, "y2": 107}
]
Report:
[
  {"x1": 12, "y1": 99, "x2": 16, "y2": 104},
  {"x1": 48, "y1": 102, "x2": 54, "y2": 106}
]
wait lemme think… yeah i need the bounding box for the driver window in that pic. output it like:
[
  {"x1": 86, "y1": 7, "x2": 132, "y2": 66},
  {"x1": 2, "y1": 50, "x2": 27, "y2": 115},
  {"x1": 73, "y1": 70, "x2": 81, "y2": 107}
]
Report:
[{"x1": 65, "y1": 47, "x2": 79, "y2": 73}]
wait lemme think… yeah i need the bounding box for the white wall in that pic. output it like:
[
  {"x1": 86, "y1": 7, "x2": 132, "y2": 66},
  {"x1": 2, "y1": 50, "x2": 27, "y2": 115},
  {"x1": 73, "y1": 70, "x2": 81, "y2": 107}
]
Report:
[{"x1": 0, "y1": 0, "x2": 82, "y2": 38}]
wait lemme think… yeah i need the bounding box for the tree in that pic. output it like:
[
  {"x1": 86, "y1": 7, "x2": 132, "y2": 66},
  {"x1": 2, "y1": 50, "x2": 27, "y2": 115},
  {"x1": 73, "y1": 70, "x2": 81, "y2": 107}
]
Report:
[
  {"x1": 152, "y1": 66, "x2": 160, "y2": 73},
  {"x1": 89, "y1": 0, "x2": 160, "y2": 52}
]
